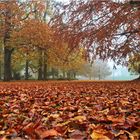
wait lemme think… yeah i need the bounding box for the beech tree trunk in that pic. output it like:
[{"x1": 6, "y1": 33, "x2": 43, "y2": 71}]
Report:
[
  {"x1": 4, "y1": 48, "x2": 12, "y2": 81},
  {"x1": 3, "y1": 5, "x2": 13, "y2": 81}
]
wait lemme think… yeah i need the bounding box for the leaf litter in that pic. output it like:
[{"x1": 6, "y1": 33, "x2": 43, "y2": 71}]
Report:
[{"x1": 0, "y1": 81, "x2": 140, "y2": 139}]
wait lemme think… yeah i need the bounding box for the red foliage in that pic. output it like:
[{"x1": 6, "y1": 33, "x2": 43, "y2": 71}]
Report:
[
  {"x1": 52, "y1": 0, "x2": 140, "y2": 62},
  {"x1": 0, "y1": 81, "x2": 140, "y2": 139}
]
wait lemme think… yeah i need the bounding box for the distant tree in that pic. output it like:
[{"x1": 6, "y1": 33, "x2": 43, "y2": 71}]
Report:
[
  {"x1": 79, "y1": 60, "x2": 112, "y2": 80},
  {"x1": 128, "y1": 54, "x2": 140, "y2": 79},
  {"x1": 80, "y1": 63, "x2": 93, "y2": 80},
  {"x1": 92, "y1": 60, "x2": 112, "y2": 80},
  {"x1": 11, "y1": 47, "x2": 39, "y2": 80},
  {"x1": 47, "y1": 42, "x2": 86, "y2": 79}
]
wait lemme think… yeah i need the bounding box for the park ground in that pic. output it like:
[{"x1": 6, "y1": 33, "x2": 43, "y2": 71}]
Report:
[{"x1": 0, "y1": 81, "x2": 140, "y2": 139}]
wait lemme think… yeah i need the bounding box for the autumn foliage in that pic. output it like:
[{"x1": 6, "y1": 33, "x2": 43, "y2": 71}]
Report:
[
  {"x1": 52, "y1": 0, "x2": 140, "y2": 63},
  {"x1": 0, "y1": 1, "x2": 140, "y2": 140},
  {"x1": 0, "y1": 81, "x2": 140, "y2": 139}
]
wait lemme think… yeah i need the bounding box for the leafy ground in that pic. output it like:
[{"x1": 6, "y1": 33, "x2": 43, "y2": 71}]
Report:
[{"x1": 0, "y1": 81, "x2": 140, "y2": 140}]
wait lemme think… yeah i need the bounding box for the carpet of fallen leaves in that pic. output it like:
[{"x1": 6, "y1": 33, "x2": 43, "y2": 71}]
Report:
[{"x1": 0, "y1": 81, "x2": 140, "y2": 140}]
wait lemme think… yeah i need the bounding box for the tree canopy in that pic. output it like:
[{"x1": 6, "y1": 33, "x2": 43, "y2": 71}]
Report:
[{"x1": 52, "y1": 0, "x2": 140, "y2": 63}]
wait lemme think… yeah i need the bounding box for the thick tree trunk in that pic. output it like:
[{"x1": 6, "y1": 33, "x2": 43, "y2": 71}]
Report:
[
  {"x1": 4, "y1": 48, "x2": 12, "y2": 81},
  {"x1": 3, "y1": 4, "x2": 13, "y2": 81},
  {"x1": 25, "y1": 59, "x2": 29, "y2": 80}
]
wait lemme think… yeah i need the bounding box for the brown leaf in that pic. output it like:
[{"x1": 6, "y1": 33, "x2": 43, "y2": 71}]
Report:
[
  {"x1": 69, "y1": 130, "x2": 86, "y2": 140},
  {"x1": 39, "y1": 129, "x2": 59, "y2": 139}
]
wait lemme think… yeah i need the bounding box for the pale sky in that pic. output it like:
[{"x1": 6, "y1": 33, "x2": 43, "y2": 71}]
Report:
[
  {"x1": 107, "y1": 63, "x2": 138, "y2": 80},
  {"x1": 56, "y1": 0, "x2": 69, "y2": 3}
]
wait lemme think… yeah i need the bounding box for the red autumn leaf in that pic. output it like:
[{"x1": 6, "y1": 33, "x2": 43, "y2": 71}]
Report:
[
  {"x1": 107, "y1": 115, "x2": 125, "y2": 123},
  {"x1": 23, "y1": 123, "x2": 34, "y2": 134}
]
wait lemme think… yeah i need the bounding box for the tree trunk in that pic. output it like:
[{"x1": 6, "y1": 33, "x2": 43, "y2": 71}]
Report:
[
  {"x1": 52, "y1": 68, "x2": 55, "y2": 79},
  {"x1": 0, "y1": 61, "x2": 1, "y2": 80},
  {"x1": 67, "y1": 72, "x2": 70, "y2": 79},
  {"x1": 73, "y1": 71, "x2": 76, "y2": 79},
  {"x1": 38, "y1": 49, "x2": 43, "y2": 80},
  {"x1": 3, "y1": 3, "x2": 13, "y2": 81},
  {"x1": 55, "y1": 69, "x2": 59, "y2": 79},
  {"x1": 4, "y1": 48, "x2": 12, "y2": 81},
  {"x1": 38, "y1": 61, "x2": 43, "y2": 80},
  {"x1": 63, "y1": 71, "x2": 66, "y2": 79},
  {"x1": 43, "y1": 63, "x2": 47, "y2": 80},
  {"x1": 25, "y1": 59, "x2": 29, "y2": 80},
  {"x1": 43, "y1": 52, "x2": 47, "y2": 80}
]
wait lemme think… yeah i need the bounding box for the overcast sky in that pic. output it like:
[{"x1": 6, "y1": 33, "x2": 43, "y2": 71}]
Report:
[{"x1": 56, "y1": 0, "x2": 69, "y2": 3}]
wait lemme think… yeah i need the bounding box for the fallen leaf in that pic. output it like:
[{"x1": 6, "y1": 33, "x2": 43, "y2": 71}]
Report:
[
  {"x1": 69, "y1": 130, "x2": 86, "y2": 140},
  {"x1": 39, "y1": 129, "x2": 59, "y2": 139},
  {"x1": 132, "y1": 129, "x2": 140, "y2": 139},
  {"x1": 90, "y1": 131, "x2": 110, "y2": 140},
  {"x1": 71, "y1": 116, "x2": 86, "y2": 122},
  {"x1": 0, "y1": 131, "x2": 5, "y2": 135}
]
